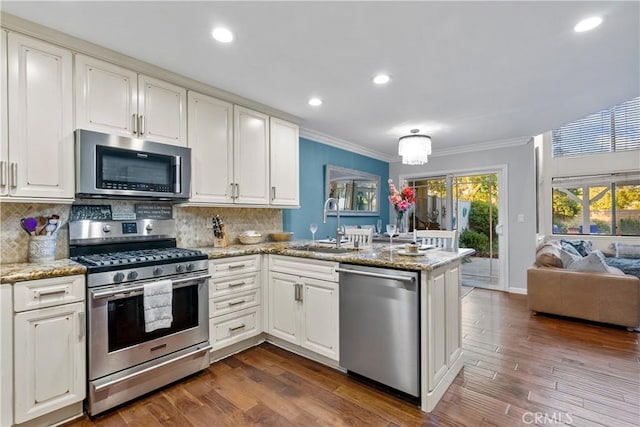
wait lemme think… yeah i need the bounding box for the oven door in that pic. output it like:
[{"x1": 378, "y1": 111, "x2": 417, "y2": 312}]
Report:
[{"x1": 88, "y1": 273, "x2": 209, "y2": 381}]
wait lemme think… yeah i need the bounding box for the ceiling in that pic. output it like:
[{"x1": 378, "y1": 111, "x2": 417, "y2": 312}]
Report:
[{"x1": 2, "y1": 1, "x2": 639, "y2": 161}]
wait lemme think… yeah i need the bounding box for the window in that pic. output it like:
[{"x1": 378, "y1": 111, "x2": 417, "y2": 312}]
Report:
[
  {"x1": 552, "y1": 173, "x2": 640, "y2": 236},
  {"x1": 552, "y1": 97, "x2": 640, "y2": 157}
]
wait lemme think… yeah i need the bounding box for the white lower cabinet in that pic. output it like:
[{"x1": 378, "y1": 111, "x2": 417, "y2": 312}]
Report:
[
  {"x1": 12, "y1": 275, "x2": 86, "y2": 425},
  {"x1": 268, "y1": 256, "x2": 339, "y2": 361},
  {"x1": 208, "y1": 256, "x2": 262, "y2": 352}
]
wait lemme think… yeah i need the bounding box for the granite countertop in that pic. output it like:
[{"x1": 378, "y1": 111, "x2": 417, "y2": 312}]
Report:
[
  {"x1": 0, "y1": 259, "x2": 86, "y2": 284},
  {"x1": 0, "y1": 241, "x2": 474, "y2": 284},
  {"x1": 195, "y1": 240, "x2": 474, "y2": 271}
]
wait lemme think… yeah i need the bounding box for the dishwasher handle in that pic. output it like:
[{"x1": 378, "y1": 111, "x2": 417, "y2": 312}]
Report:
[{"x1": 336, "y1": 267, "x2": 416, "y2": 284}]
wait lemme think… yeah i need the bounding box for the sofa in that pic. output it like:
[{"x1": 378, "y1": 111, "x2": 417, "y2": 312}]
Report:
[{"x1": 528, "y1": 240, "x2": 640, "y2": 330}]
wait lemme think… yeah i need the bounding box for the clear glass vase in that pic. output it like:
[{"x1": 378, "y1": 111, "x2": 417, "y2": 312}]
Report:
[{"x1": 396, "y1": 211, "x2": 406, "y2": 234}]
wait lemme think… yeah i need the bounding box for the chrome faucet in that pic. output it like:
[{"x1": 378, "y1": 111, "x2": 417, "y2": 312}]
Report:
[{"x1": 323, "y1": 197, "x2": 344, "y2": 248}]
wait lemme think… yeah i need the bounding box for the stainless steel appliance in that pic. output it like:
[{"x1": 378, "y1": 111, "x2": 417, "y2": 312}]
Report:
[
  {"x1": 75, "y1": 129, "x2": 191, "y2": 200},
  {"x1": 338, "y1": 264, "x2": 420, "y2": 398},
  {"x1": 70, "y1": 219, "x2": 211, "y2": 416}
]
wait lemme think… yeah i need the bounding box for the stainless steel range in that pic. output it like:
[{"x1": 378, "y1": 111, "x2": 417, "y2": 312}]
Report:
[{"x1": 69, "y1": 219, "x2": 211, "y2": 416}]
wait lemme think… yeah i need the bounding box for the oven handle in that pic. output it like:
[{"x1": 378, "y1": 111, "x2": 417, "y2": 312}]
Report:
[
  {"x1": 91, "y1": 274, "x2": 211, "y2": 300},
  {"x1": 93, "y1": 344, "x2": 212, "y2": 392}
]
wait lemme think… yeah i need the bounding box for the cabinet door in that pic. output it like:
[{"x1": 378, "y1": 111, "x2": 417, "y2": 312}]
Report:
[
  {"x1": 14, "y1": 301, "x2": 86, "y2": 423},
  {"x1": 7, "y1": 33, "x2": 74, "y2": 199},
  {"x1": 138, "y1": 74, "x2": 187, "y2": 146},
  {"x1": 233, "y1": 106, "x2": 269, "y2": 204},
  {"x1": 267, "y1": 272, "x2": 299, "y2": 344},
  {"x1": 301, "y1": 278, "x2": 339, "y2": 360},
  {"x1": 269, "y1": 117, "x2": 299, "y2": 206},
  {"x1": 75, "y1": 54, "x2": 138, "y2": 137},
  {"x1": 187, "y1": 91, "x2": 234, "y2": 203},
  {"x1": 0, "y1": 31, "x2": 8, "y2": 197},
  {"x1": 445, "y1": 265, "x2": 462, "y2": 366},
  {"x1": 427, "y1": 269, "x2": 447, "y2": 391}
]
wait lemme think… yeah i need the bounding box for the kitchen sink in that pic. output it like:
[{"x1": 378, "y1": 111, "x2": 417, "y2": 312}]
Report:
[{"x1": 289, "y1": 245, "x2": 352, "y2": 254}]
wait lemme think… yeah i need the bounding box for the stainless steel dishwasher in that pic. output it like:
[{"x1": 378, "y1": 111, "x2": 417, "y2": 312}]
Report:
[{"x1": 338, "y1": 263, "x2": 420, "y2": 398}]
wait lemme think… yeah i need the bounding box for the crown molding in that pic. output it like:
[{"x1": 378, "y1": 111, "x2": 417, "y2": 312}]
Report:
[
  {"x1": 299, "y1": 128, "x2": 395, "y2": 163},
  {"x1": 430, "y1": 136, "x2": 533, "y2": 159},
  {"x1": 0, "y1": 12, "x2": 300, "y2": 124}
]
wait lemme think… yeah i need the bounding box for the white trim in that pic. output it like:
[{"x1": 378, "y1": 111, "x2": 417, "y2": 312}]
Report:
[
  {"x1": 399, "y1": 164, "x2": 510, "y2": 292},
  {"x1": 430, "y1": 136, "x2": 532, "y2": 158},
  {"x1": 508, "y1": 287, "x2": 528, "y2": 295},
  {"x1": 299, "y1": 127, "x2": 394, "y2": 162}
]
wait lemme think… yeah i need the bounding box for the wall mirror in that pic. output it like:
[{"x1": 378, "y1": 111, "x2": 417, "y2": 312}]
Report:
[{"x1": 325, "y1": 165, "x2": 380, "y2": 216}]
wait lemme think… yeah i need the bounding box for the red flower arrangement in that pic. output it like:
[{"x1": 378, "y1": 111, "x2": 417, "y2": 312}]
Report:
[{"x1": 388, "y1": 179, "x2": 416, "y2": 213}]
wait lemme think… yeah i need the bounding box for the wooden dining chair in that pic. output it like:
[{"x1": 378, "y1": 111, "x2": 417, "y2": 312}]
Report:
[
  {"x1": 344, "y1": 227, "x2": 374, "y2": 248},
  {"x1": 414, "y1": 229, "x2": 459, "y2": 250}
]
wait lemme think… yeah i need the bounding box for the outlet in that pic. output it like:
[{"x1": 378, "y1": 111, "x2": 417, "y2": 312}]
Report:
[{"x1": 517, "y1": 214, "x2": 525, "y2": 223}]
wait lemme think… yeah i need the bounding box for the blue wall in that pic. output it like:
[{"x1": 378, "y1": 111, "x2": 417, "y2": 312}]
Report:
[{"x1": 283, "y1": 137, "x2": 389, "y2": 240}]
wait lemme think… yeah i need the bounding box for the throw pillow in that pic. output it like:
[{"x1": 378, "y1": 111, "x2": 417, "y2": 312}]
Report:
[
  {"x1": 535, "y1": 242, "x2": 563, "y2": 268},
  {"x1": 559, "y1": 241, "x2": 582, "y2": 257},
  {"x1": 611, "y1": 243, "x2": 640, "y2": 259},
  {"x1": 566, "y1": 250, "x2": 611, "y2": 273},
  {"x1": 560, "y1": 239, "x2": 593, "y2": 257}
]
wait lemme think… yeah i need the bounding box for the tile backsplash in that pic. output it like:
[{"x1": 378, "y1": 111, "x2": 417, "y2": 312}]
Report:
[{"x1": 0, "y1": 200, "x2": 283, "y2": 264}]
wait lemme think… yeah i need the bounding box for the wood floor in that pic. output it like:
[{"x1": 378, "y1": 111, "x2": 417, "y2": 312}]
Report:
[{"x1": 69, "y1": 289, "x2": 640, "y2": 426}]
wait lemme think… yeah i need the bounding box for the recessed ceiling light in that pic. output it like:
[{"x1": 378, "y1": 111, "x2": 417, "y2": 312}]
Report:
[
  {"x1": 212, "y1": 27, "x2": 234, "y2": 43},
  {"x1": 373, "y1": 74, "x2": 391, "y2": 85},
  {"x1": 308, "y1": 97, "x2": 323, "y2": 106},
  {"x1": 574, "y1": 16, "x2": 603, "y2": 32}
]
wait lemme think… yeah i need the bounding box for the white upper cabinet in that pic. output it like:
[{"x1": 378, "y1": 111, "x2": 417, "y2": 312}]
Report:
[
  {"x1": 1, "y1": 31, "x2": 8, "y2": 197},
  {"x1": 5, "y1": 33, "x2": 74, "y2": 200},
  {"x1": 187, "y1": 91, "x2": 234, "y2": 204},
  {"x1": 75, "y1": 55, "x2": 187, "y2": 146},
  {"x1": 233, "y1": 106, "x2": 270, "y2": 205},
  {"x1": 270, "y1": 117, "x2": 299, "y2": 206}
]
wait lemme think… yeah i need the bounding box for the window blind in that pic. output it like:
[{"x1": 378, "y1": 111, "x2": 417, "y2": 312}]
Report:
[{"x1": 552, "y1": 97, "x2": 640, "y2": 157}]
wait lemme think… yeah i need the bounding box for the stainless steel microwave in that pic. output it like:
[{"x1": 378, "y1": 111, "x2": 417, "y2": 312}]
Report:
[{"x1": 76, "y1": 129, "x2": 191, "y2": 200}]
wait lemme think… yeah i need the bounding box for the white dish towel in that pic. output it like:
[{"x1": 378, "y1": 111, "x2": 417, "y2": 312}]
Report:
[{"x1": 143, "y1": 279, "x2": 173, "y2": 333}]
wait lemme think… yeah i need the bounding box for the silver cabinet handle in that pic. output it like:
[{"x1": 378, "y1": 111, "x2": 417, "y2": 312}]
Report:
[
  {"x1": 139, "y1": 115, "x2": 145, "y2": 135},
  {"x1": 235, "y1": 183, "x2": 240, "y2": 199},
  {"x1": 228, "y1": 281, "x2": 246, "y2": 288},
  {"x1": 229, "y1": 324, "x2": 246, "y2": 332},
  {"x1": 0, "y1": 161, "x2": 6, "y2": 186},
  {"x1": 229, "y1": 183, "x2": 234, "y2": 199},
  {"x1": 228, "y1": 299, "x2": 245, "y2": 306},
  {"x1": 78, "y1": 311, "x2": 85, "y2": 340},
  {"x1": 10, "y1": 162, "x2": 17, "y2": 188},
  {"x1": 271, "y1": 186, "x2": 276, "y2": 201},
  {"x1": 132, "y1": 114, "x2": 138, "y2": 135},
  {"x1": 294, "y1": 283, "x2": 303, "y2": 301},
  {"x1": 298, "y1": 283, "x2": 303, "y2": 302},
  {"x1": 33, "y1": 286, "x2": 68, "y2": 298},
  {"x1": 228, "y1": 263, "x2": 246, "y2": 269}
]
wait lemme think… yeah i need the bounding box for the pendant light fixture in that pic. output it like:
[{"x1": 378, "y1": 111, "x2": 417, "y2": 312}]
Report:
[{"x1": 398, "y1": 129, "x2": 431, "y2": 165}]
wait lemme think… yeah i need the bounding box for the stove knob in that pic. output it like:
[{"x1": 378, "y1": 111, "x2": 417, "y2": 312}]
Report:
[
  {"x1": 103, "y1": 225, "x2": 112, "y2": 233},
  {"x1": 113, "y1": 272, "x2": 125, "y2": 283},
  {"x1": 146, "y1": 224, "x2": 153, "y2": 232},
  {"x1": 153, "y1": 267, "x2": 163, "y2": 276},
  {"x1": 176, "y1": 264, "x2": 185, "y2": 273},
  {"x1": 186, "y1": 263, "x2": 195, "y2": 271},
  {"x1": 127, "y1": 271, "x2": 138, "y2": 280}
]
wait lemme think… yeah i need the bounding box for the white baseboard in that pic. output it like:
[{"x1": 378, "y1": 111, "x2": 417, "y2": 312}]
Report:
[{"x1": 508, "y1": 287, "x2": 528, "y2": 295}]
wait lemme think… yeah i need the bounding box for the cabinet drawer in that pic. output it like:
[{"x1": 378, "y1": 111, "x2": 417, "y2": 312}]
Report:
[
  {"x1": 14, "y1": 275, "x2": 85, "y2": 312},
  {"x1": 210, "y1": 289, "x2": 260, "y2": 318},
  {"x1": 210, "y1": 306, "x2": 261, "y2": 351},
  {"x1": 209, "y1": 272, "x2": 260, "y2": 297},
  {"x1": 269, "y1": 255, "x2": 338, "y2": 282},
  {"x1": 209, "y1": 255, "x2": 261, "y2": 278}
]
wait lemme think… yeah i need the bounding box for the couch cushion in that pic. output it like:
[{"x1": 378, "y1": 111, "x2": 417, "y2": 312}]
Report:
[
  {"x1": 611, "y1": 243, "x2": 640, "y2": 259},
  {"x1": 561, "y1": 239, "x2": 593, "y2": 257},
  {"x1": 535, "y1": 242, "x2": 563, "y2": 268},
  {"x1": 566, "y1": 250, "x2": 611, "y2": 273},
  {"x1": 605, "y1": 256, "x2": 640, "y2": 278}
]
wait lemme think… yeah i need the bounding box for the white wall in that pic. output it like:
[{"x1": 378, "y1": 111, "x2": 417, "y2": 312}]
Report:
[{"x1": 390, "y1": 140, "x2": 536, "y2": 292}]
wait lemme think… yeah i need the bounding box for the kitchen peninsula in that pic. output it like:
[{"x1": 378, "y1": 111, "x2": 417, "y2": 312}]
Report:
[{"x1": 1, "y1": 241, "x2": 471, "y2": 416}]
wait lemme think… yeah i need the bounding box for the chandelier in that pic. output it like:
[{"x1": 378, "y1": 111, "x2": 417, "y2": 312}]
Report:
[{"x1": 398, "y1": 129, "x2": 431, "y2": 165}]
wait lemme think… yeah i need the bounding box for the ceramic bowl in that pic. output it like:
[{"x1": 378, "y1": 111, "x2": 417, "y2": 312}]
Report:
[
  {"x1": 238, "y1": 232, "x2": 263, "y2": 244},
  {"x1": 270, "y1": 232, "x2": 294, "y2": 242}
]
